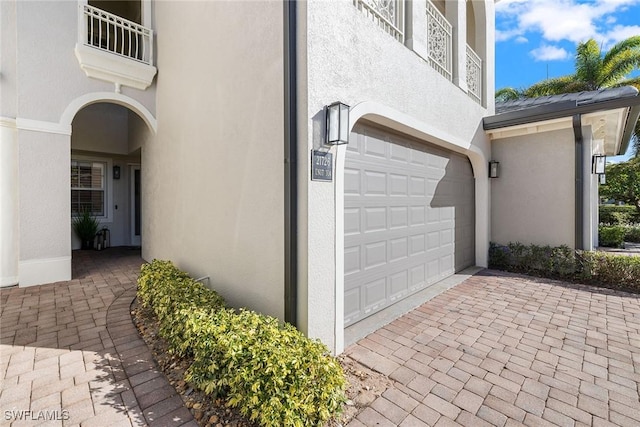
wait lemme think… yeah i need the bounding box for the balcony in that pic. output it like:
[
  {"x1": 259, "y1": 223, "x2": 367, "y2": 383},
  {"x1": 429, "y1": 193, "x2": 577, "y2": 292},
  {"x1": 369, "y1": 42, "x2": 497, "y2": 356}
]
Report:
[
  {"x1": 426, "y1": 0, "x2": 452, "y2": 81},
  {"x1": 74, "y1": 4, "x2": 157, "y2": 91},
  {"x1": 466, "y1": 45, "x2": 482, "y2": 104},
  {"x1": 354, "y1": 0, "x2": 404, "y2": 42},
  {"x1": 353, "y1": 0, "x2": 485, "y2": 105}
]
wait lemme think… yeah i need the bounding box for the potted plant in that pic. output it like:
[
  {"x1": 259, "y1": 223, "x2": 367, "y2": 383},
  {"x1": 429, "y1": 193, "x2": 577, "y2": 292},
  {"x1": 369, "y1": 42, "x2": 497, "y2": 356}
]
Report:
[{"x1": 72, "y1": 210, "x2": 100, "y2": 250}]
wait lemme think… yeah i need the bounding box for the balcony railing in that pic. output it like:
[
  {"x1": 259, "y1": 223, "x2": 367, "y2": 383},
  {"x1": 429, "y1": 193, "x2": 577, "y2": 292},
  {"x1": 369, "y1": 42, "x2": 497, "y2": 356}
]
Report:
[
  {"x1": 466, "y1": 44, "x2": 482, "y2": 104},
  {"x1": 426, "y1": 0, "x2": 452, "y2": 81},
  {"x1": 81, "y1": 4, "x2": 153, "y2": 65},
  {"x1": 354, "y1": 0, "x2": 404, "y2": 42}
]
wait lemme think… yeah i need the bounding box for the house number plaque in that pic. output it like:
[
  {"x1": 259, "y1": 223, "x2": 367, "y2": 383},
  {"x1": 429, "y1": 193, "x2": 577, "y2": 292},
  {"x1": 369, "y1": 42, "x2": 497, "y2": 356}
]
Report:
[{"x1": 311, "y1": 150, "x2": 333, "y2": 182}]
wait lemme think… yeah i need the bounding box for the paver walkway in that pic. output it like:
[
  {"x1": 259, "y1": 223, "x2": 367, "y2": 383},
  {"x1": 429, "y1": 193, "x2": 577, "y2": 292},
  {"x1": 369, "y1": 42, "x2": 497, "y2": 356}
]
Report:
[
  {"x1": 2, "y1": 252, "x2": 640, "y2": 427},
  {"x1": 344, "y1": 270, "x2": 640, "y2": 427},
  {"x1": 0, "y1": 249, "x2": 196, "y2": 427}
]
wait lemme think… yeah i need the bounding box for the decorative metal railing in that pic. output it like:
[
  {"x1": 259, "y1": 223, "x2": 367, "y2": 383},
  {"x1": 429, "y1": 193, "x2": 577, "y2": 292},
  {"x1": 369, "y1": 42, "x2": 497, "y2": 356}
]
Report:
[
  {"x1": 466, "y1": 44, "x2": 482, "y2": 104},
  {"x1": 354, "y1": 0, "x2": 404, "y2": 42},
  {"x1": 426, "y1": 0, "x2": 452, "y2": 81},
  {"x1": 81, "y1": 4, "x2": 153, "y2": 65}
]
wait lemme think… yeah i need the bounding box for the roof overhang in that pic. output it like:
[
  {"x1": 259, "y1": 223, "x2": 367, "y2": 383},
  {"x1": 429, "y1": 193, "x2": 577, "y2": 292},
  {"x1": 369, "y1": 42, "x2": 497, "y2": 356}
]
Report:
[{"x1": 484, "y1": 87, "x2": 640, "y2": 155}]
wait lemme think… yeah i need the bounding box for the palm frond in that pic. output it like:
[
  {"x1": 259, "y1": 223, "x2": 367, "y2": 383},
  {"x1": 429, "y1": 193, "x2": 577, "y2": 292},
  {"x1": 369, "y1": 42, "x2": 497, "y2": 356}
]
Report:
[
  {"x1": 575, "y1": 39, "x2": 603, "y2": 89},
  {"x1": 600, "y1": 49, "x2": 640, "y2": 87},
  {"x1": 602, "y1": 35, "x2": 640, "y2": 66},
  {"x1": 495, "y1": 87, "x2": 524, "y2": 101},
  {"x1": 523, "y1": 75, "x2": 587, "y2": 97}
]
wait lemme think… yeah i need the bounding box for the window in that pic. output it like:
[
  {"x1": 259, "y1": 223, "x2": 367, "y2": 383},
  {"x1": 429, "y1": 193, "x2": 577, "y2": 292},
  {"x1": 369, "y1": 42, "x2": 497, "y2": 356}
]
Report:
[{"x1": 71, "y1": 160, "x2": 106, "y2": 216}]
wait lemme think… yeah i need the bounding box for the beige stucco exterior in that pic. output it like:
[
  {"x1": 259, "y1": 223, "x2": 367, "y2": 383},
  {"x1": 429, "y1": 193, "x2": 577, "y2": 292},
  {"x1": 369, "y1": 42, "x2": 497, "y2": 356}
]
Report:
[
  {"x1": 491, "y1": 129, "x2": 576, "y2": 247},
  {"x1": 146, "y1": 1, "x2": 285, "y2": 319},
  {"x1": 3, "y1": 0, "x2": 498, "y2": 354}
]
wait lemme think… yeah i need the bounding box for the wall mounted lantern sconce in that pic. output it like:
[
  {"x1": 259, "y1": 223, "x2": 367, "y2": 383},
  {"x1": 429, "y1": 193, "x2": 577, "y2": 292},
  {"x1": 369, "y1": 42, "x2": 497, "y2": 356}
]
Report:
[
  {"x1": 488, "y1": 160, "x2": 500, "y2": 178},
  {"x1": 113, "y1": 165, "x2": 121, "y2": 180},
  {"x1": 598, "y1": 173, "x2": 606, "y2": 185},
  {"x1": 592, "y1": 155, "x2": 606, "y2": 174},
  {"x1": 325, "y1": 102, "x2": 350, "y2": 145}
]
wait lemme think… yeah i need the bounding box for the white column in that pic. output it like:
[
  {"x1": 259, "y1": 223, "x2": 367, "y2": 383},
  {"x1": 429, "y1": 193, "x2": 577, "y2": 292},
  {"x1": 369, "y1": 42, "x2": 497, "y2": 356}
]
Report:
[
  {"x1": 405, "y1": 0, "x2": 429, "y2": 62},
  {"x1": 0, "y1": 118, "x2": 19, "y2": 287},
  {"x1": 446, "y1": 1, "x2": 467, "y2": 92}
]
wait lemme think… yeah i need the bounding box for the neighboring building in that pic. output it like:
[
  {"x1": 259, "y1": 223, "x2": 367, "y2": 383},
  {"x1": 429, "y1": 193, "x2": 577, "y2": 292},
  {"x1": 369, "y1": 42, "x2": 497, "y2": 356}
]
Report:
[
  {"x1": 485, "y1": 87, "x2": 640, "y2": 251},
  {"x1": 1, "y1": 0, "x2": 496, "y2": 354}
]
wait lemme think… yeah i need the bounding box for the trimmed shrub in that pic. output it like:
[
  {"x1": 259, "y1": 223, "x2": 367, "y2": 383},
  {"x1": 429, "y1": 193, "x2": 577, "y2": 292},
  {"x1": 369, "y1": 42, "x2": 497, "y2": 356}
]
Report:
[
  {"x1": 581, "y1": 251, "x2": 640, "y2": 291},
  {"x1": 488, "y1": 243, "x2": 579, "y2": 278},
  {"x1": 599, "y1": 205, "x2": 640, "y2": 225},
  {"x1": 185, "y1": 309, "x2": 346, "y2": 426},
  {"x1": 137, "y1": 260, "x2": 346, "y2": 427},
  {"x1": 624, "y1": 226, "x2": 640, "y2": 243},
  {"x1": 489, "y1": 242, "x2": 640, "y2": 293},
  {"x1": 598, "y1": 226, "x2": 626, "y2": 248}
]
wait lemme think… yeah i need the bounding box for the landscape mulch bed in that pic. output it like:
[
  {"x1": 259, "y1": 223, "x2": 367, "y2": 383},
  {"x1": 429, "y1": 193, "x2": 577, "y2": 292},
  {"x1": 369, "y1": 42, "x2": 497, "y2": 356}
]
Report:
[{"x1": 131, "y1": 300, "x2": 390, "y2": 427}]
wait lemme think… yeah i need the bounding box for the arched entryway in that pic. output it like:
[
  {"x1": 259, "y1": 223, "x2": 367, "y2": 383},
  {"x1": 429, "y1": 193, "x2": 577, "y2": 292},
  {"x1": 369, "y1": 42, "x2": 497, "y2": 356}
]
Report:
[{"x1": 63, "y1": 94, "x2": 155, "y2": 272}]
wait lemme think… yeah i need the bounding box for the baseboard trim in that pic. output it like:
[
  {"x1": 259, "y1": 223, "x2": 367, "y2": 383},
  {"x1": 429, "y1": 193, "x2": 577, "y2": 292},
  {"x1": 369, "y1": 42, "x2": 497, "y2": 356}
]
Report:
[{"x1": 18, "y1": 256, "x2": 71, "y2": 287}]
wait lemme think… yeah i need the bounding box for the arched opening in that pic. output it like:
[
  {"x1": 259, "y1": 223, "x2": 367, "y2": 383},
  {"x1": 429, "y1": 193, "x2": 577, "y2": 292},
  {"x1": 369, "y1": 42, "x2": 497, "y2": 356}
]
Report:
[{"x1": 69, "y1": 101, "x2": 153, "y2": 259}]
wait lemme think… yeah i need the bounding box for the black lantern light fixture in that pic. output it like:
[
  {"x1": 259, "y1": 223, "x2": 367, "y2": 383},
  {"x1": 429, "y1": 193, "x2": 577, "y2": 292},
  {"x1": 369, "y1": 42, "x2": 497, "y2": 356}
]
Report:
[
  {"x1": 325, "y1": 102, "x2": 350, "y2": 145},
  {"x1": 592, "y1": 154, "x2": 606, "y2": 174},
  {"x1": 113, "y1": 165, "x2": 121, "y2": 180},
  {"x1": 488, "y1": 160, "x2": 500, "y2": 178}
]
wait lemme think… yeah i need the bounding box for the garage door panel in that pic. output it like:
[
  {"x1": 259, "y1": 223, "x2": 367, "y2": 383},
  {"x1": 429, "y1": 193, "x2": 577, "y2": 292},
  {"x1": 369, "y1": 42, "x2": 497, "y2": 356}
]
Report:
[
  {"x1": 363, "y1": 278, "x2": 387, "y2": 312},
  {"x1": 390, "y1": 173, "x2": 409, "y2": 195},
  {"x1": 364, "y1": 241, "x2": 387, "y2": 269},
  {"x1": 364, "y1": 171, "x2": 387, "y2": 195},
  {"x1": 344, "y1": 168, "x2": 361, "y2": 194},
  {"x1": 345, "y1": 207, "x2": 361, "y2": 235},
  {"x1": 344, "y1": 124, "x2": 475, "y2": 327},
  {"x1": 364, "y1": 207, "x2": 387, "y2": 232},
  {"x1": 344, "y1": 245, "x2": 361, "y2": 275},
  {"x1": 410, "y1": 206, "x2": 426, "y2": 226}
]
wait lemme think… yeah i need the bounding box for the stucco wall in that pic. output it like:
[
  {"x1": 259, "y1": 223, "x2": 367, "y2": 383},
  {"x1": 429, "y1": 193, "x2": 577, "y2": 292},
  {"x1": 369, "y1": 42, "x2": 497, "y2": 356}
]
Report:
[
  {"x1": 299, "y1": 0, "x2": 494, "y2": 351},
  {"x1": 13, "y1": 1, "x2": 155, "y2": 123},
  {"x1": 148, "y1": 1, "x2": 285, "y2": 319},
  {"x1": 1, "y1": 0, "x2": 17, "y2": 118},
  {"x1": 491, "y1": 129, "x2": 575, "y2": 248}
]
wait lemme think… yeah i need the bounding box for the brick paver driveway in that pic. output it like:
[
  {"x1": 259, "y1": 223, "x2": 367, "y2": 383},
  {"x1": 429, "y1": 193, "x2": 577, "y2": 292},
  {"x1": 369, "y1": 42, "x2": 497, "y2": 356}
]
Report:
[
  {"x1": 0, "y1": 249, "x2": 195, "y2": 427},
  {"x1": 2, "y1": 252, "x2": 639, "y2": 427},
  {"x1": 345, "y1": 271, "x2": 640, "y2": 427}
]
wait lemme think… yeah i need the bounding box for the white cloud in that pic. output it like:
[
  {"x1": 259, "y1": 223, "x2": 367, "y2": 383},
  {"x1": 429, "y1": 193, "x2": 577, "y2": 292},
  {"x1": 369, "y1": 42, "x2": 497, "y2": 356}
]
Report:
[
  {"x1": 515, "y1": 36, "x2": 529, "y2": 44},
  {"x1": 496, "y1": 0, "x2": 640, "y2": 45},
  {"x1": 529, "y1": 45, "x2": 571, "y2": 61}
]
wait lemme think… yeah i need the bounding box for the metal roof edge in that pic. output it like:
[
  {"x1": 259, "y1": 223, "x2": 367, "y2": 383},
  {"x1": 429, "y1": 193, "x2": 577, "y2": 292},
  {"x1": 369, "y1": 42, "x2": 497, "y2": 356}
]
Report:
[
  {"x1": 619, "y1": 104, "x2": 640, "y2": 155},
  {"x1": 484, "y1": 87, "x2": 640, "y2": 131}
]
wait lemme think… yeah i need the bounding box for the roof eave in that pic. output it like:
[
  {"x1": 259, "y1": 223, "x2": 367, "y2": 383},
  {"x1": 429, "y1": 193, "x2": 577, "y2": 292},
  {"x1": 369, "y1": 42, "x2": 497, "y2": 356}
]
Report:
[{"x1": 484, "y1": 95, "x2": 640, "y2": 131}]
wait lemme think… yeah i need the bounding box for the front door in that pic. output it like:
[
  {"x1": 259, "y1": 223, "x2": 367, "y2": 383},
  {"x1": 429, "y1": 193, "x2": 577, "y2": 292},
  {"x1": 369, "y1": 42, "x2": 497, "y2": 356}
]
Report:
[{"x1": 130, "y1": 165, "x2": 141, "y2": 246}]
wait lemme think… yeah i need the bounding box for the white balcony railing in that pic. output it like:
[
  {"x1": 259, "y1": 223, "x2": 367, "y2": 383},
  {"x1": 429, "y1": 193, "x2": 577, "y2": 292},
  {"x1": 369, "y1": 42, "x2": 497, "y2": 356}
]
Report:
[
  {"x1": 81, "y1": 4, "x2": 153, "y2": 65},
  {"x1": 426, "y1": 0, "x2": 452, "y2": 81},
  {"x1": 354, "y1": 0, "x2": 404, "y2": 42},
  {"x1": 466, "y1": 45, "x2": 482, "y2": 104}
]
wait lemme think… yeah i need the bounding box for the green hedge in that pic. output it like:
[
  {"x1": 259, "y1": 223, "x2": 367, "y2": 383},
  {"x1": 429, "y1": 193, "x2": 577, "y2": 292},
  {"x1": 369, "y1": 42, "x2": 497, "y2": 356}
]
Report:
[
  {"x1": 599, "y1": 205, "x2": 640, "y2": 225},
  {"x1": 598, "y1": 226, "x2": 626, "y2": 248},
  {"x1": 489, "y1": 242, "x2": 640, "y2": 293},
  {"x1": 137, "y1": 260, "x2": 346, "y2": 427}
]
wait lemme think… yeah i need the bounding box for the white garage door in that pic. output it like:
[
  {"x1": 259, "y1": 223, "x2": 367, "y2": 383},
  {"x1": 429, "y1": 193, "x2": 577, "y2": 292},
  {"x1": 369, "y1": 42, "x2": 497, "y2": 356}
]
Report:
[{"x1": 344, "y1": 124, "x2": 475, "y2": 326}]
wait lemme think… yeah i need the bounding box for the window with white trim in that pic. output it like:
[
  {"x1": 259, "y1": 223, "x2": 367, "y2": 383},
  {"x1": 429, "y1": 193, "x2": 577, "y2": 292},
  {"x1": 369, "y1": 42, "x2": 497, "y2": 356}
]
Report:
[{"x1": 71, "y1": 160, "x2": 106, "y2": 216}]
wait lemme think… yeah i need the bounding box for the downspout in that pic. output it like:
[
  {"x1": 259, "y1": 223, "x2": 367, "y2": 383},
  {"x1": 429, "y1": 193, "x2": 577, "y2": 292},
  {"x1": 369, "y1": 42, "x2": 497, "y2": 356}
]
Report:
[
  {"x1": 572, "y1": 114, "x2": 584, "y2": 250},
  {"x1": 283, "y1": 0, "x2": 298, "y2": 326}
]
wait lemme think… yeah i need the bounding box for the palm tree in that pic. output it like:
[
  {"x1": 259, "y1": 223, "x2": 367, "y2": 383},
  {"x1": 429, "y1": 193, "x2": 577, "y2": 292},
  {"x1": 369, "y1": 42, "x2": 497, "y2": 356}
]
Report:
[{"x1": 496, "y1": 37, "x2": 640, "y2": 155}]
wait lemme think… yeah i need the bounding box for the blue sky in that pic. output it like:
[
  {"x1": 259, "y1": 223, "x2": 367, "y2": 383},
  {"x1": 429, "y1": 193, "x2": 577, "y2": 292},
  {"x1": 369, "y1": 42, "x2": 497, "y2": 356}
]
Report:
[
  {"x1": 495, "y1": 0, "x2": 640, "y2": 159},
  {"x1": 495, "y1": 0, "x2": 640, "y2": 90}
]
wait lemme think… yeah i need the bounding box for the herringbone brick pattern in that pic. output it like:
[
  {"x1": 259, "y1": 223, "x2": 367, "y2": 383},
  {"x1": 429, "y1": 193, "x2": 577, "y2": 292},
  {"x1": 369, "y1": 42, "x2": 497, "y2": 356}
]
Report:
[
  {"x1": 345, "y1": 271, "x2": 640, "y2": 426},
  {"x1": 0, "y1": 249, "x2": 196, "y2": 427}
]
